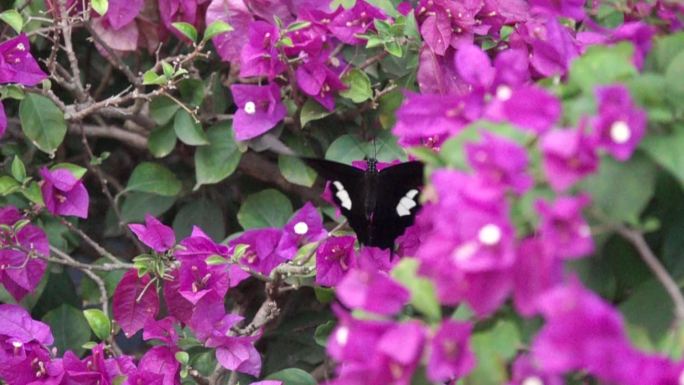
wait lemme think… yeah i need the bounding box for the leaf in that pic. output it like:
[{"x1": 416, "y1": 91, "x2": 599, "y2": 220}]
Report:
[
  {"x1": 620, "y1": 279, "x2": 674, "y2": 343},
  {"x1": 580, "y1": 153, "x2": 656, "y2": 224},
  {"x1": 313, "y1": 320, "x2": 335, "y2": 347},
  {"x1": 203, "y1": 20, "x2": 233, "y2": 41},
  {"x1": 665, "y1": 50, "x2": 684, "y2": 111},
  {"x1": 91, "y1": 0, "x2": 109, "y2": 15},
  {"x1": 142, "y1": 70, "x2": 167, "y2": 85},
  {"x1": 237, "y1": 189, "x2": 293, "y2": 229},
  {"x1": 179, "y1": 79, "x2": 205, "y2": 107},
  {"x1": 339, "y1": 69, "x2": 372, "y2": 103},
  {"x1": 120, "y1": 192, "x2": 176, "y2": 223},
  {"x1": 366, "y1": 0, "x2": 399, "y2": 17},
  {"x1": 112, "y1": 270, "x2": 159, "y2": 338},
  {"x1": 11, "y1": 156, "x2": 26, "y2": 182},
  {"x1": 125, "y1": 162, "x2": 182, "y2": 196},
  {"x1": 172, "y1": 22, "x2": 198, "y2": 42},
  {"x1": 19, "y1": 94, "x2": 67, "y2": 155},
  {"x1": 642, "y1": 127, "x2": 684, "y2": 189},
  {"x1": 83, "y1": 309, "x2": 111, "y2": 341},
  {"x1": 0, "y1": 176, "x2": 19, "y2": 195},
  {"x1": 194, "y1": 122, "x2": 241, "y2": 189},
  {"x1": 80, "y1": 259, "x2": 126, "y2": 302},
  {"x1": 51, "y1": 162, "x2": 87, "y2": 179},
  {"x1": 300, "y1": 99, "x2": 332, "y2": 127},
  {"x1": 150, "y1": 96, "x2": 180, "y2": 125},
  {"x1": 173, "y1": 110, "x2": 209, "y2": 146},
  {"x1": 648, "y1": 32, "x2": 684, "y2": 73},
  {"x1": 325, "y1": 135, "x2": 367, "y2": 165},
  {"x1": 265, "y1": 368, "x2": 317, "y2": 385},
  {"x1": 42, "y1": 305, "x2": 91, "y2": 356},
  {"x1": 390, "y1": 259, "x2": 441, "y2": 322},
  {"x1": 279, "y1": 155, "x2": 317, "y2": 187},
  {"x1": 172, "y1": 198, "x2": 225, "y2": 240},
  {"x1": 464, "y1": 319, "x2": 521, "y2": 385},
  {"x1": 0, "y1": 9, "x2": 24, "y2": 33},
  {"x1": 567, "y1": 43, "x2": 637, "y2": 93},
  {"x1": 148, "y1": 123, "x2": 177, "y2": 158}
]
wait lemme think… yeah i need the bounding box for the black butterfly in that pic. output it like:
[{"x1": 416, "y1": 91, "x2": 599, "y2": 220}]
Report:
[{"x1": 303, "y1": 157, "x2": 424, "y2": 250}]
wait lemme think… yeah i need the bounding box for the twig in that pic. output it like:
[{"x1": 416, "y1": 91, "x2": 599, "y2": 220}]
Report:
[
  {"x1": 50, "y1": 246, "x2": 110, "y2": 315},
  {"x1": 57, "y1": 216, "x2": 129, "y2": 265},
  {"x1": 44, "y1": 246, "x2": 134, "y2": 271}
]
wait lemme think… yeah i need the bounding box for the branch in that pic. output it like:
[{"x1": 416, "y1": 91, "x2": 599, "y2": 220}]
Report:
[{"x1": 50, "y1": 246, "x2": 110, "y2": 316}]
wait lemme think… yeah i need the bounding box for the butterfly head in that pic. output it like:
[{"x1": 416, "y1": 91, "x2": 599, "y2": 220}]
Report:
[{"x1": 365, "y1": 157, "x2": 378, "y2": 173}]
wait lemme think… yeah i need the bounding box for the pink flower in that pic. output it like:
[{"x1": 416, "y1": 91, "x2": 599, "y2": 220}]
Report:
[
  {"x1": 128, "y1": 214, "x2": 176, "y2": 253},
  {"x1": 541, "y1": 126, "x2": 599, "y2": 191},
  {"x1": 426, "y1": 320, "x2": 476, "y2": 382},
  {"x1": 0, "y1": 34, "x2": 47, "y2": 86},
  {"x1": 231, "y1": 83, "x2": 287, "y2": 141},
  {"x1": 336, "y1": 268, "x2": 409, "y2": 315},
  {"x1": 315, "y1": 236, "x2": 356, "y2": 286},
  {"x1": 593, "y1": 84, "x2": 647, "y2": 161},
  {"x1": 535, "y1": 195, "x2": 594, "y2": 259},
  {"x1": 40, "y1": 167, "x2": 89, "y2": 219}
]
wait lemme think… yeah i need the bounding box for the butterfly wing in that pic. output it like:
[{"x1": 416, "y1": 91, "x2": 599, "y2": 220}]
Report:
[
  {"x1": 302, "y1": 157, "x2": 370, "y2": 244},
  {"x1": 370, "y1": 161, "x2": 424, "y2": 249}
]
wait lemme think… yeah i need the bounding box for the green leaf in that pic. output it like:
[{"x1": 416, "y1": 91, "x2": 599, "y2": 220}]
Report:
[
  {"x1": 120, "y1": 193, "x2": 176, "y2": 223},
  {"x1": 286, "y1": 21, "x2": 311, "y2": 32},
  {"x1": 194, "y1": 122, "x2": 241, "y2": 189},
  {"x1": 175, "y1": 351, "x2": 190, "y2": 365},
  {"x1": 19, "y1": 94, "x2": 67, "y2": 155},
  {"x1": 150, "y1": 96, "x2": 180, "y2": 125},
  {"x1": 331, "y1": 0, "x2": 356, "y2": 9},
  {"x1": 300, "y1": 99, "x2": 332, "y2": 127},
  {"x1": 567, "y1": 43, "x2": 637, "y2": 92},
  {"x1": 125, "y1": 162, "x2": 182, "y2": 196},
  {"x1": 580, "y1": 153, "x2": 656, "y2": 224},
  {"x1": 278, "y1": 155, "x2": 317, "y2": 187},
  {"x1": 265, "y1": 368, "x2": 317, "y2": 385},
  {"x1": 648, "y1": 32, "x2": 684, "y2": 73},
  {"x1": 339, "y1": 69, "x2": 372, "y2": 103},
  {"x1": 642, "y1": 127, "x2": 684, "y2": 189},
  {"x1": 10, "y1": 156, "x2": 26, "y2": 182},
  {"x1": 203, "y1": 20, "x2": 234, "y2": 41},
  {"x1": 390, "y1": 259, "x2": 441, "y2": 322},
  {"x1": 43, "y1": 305, "x2": 91, "y2": 356},
  {"x1": 1, "y1": 84, "x2": 25, "y2": 100},
  {"x1": 83, "y1": 309, "x2": 111, "y2": 341},
  {"x1": 0, "y1": 9, "x2": 23, "y2": 33},
  {"x1": 91, "y1": 0, "x2": 109, "y2": 16},
  {"x1": 384, "y1": 40, "x2": 403, "y2": 57},
  {"x1": 237, "y1": 189, "x2": 293, "y2": 229},
  {"x1": 142, "y1": 70, "x2": 167, "y2": 85},
  {"x1": 174, "y1": 110, "x2": 209, "y2": 146},
  {"x1": 0, "y1": 176, "x2": 20, "y2": 196},
  {"x1": 620, "y1": 279, "x2": 674, "y2": 343},
  {"x1": 172, "y1": 22, "x2": 198, "y2": 42},
  {"x1": 377, "y1": 89, "x2": 403, "y2": 129},
  {"x1": 22, "y1": 181, "x2": 43, "y2": 205},
  {"x1": 178, "y1": 79, "x2": 205, "y2": 107},
  {"x1": 366, "y1": 0, "x2": 399, "y2": 17},
  {"x1": 665, "y1": 50, "x2": 684, "y2": 111},
  {"x1": 465, "y1": 319, "x2": 521, "y2": 385},
  {"x1": 172, "y1": 198, "x2": 225, "y2": 240},
  {"x1": 313, "y1": 320, "x2": 335, "y2": 347},
  {"x1": 148, "y1": 123, "x2": 177, "y2": 158}
]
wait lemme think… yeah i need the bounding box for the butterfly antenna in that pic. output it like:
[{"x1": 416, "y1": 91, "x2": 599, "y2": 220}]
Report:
[{"x1": 373, "y1": 137, "x2": 377, "y2": 159}]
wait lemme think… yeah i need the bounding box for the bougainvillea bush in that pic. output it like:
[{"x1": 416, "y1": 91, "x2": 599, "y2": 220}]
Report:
[{"x1": 1, "y1": 0, "x2": 684, "y2": 384}]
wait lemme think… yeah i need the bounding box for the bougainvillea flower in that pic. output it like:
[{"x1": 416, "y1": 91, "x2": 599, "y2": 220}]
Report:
[
  {"x1": 336, "y1": 268, "x2": 409, "y2": 315},
  {"x1": 393, "y1": 92, "x2": 469, "y2": 147},
  {"x1": 455, "y1": 44, "x2": 496, "y2": 90},
  {"x1": 0, "y1": 34, "x2": 47, "y2": 86},
  {"x1": 512, "y1": 238, "x2": 562, "y2": 317},
  {"x1": 541, "y1": 127, "x2": 599, "y2": 191},
  {"x1": 62, "y1": 344, "x2": 124, "y2": 385},
  {"x1": 143, "y1": 317, "x2": 179, "y2": 345},
  {"x1": 315, "y1": 235, "x2": 356, "y2": 286},
  {"x1": 593, "y1": 84, "x2": 647, "y2": 161},
  {"x1": 239, "y1": 21, "x2": 286, "y2": 78},
  {"x1": 128, "y1": 214, "x2": 176, "y2": 253},
  {"x1": 532, "y1": 279, "x2": 629, "y2": 374},
  {"x1": 578, "y1": 21, "x2": 655, "y2": 69},
  {"x1": 206, "y1": 0, "x2": 254, "y2": 62},
  {"x1": 525, "y1": 18, "x2": 580, "y2": 77},
  {"x1": 506, "y1": 354, "x2": 563, "y2": 385},
  {"x1": 159, "y1": 0, "x2": 203, "y2": 40},
  {"x1": 205, "y1": 314, "x2": 261, "y2": 376},
  {"x1": 417, "y1": 0, "x2": 483, "y2": 53},
  {"x1": 466, "y1": 132, "x2": 533, "y2": 194},
  {"x1": 138, "y1": 345, "x2": 180, "y2": 385},
  {"x1": 229, "y1": 228, "x2": 285, "y2": 275},
  {"x1": 162, "y1": 270, "x2": 194, "y2": 325},
  {"x1": 529, "y1": 0, "x2": 585, "y2": 20},
  {"x1": 328, "y1": 1, "x2": 386, "y2": 45},
  {"x1": 355, "y1": 246, "x2": 392, "y2": 272},
  {"x1": 426, "y1": 320, "x2": 475, "y2": 382},
  {"x1": 417, "y1": 46, "x2": 470, "y2": 96},
  {"x1": 113, "y1": 270, "x2": 160, "y2": 337},
  {"x1": 104, "y1": 0, "x2": 143, "y2": 29},
  {"x1": 486, "y1": 85, "x2": 562, "y2": 134},
  {"x1": 372, "y1": 321, "x2": 426, "y2": 383},
  {"x1": 0, "y1": 304, "x2": 53, "y2": 345},
  {"x1": 0, "y1": 207, "x2": 49, "y2": 301},
  {"x1": 40, "y1": 167, "x2": 89, "y2": 219},
  {"x1": 0, "y1": 101, "x2": 6, "y2": 138},
  {"x1": 296, "y1": 60, "x2": 346, "y2": 111},
  {"x1": 278, "y1": 202, "x2": 327, "y2": 260},
  {"x1": 0, "y1": 342, "x2": 63, "y2": 385},
  {"x1": 536, "y1": 195, "x2": 594, "y2": 259},
  {"x1": 231, "y1": 83, "x2": 287, "y2": 141},
  {"x1": 177, "y1": 258, "x2": 229, "y2": 305}
]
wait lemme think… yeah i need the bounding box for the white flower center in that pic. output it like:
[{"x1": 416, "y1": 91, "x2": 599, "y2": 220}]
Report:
[
  {"x1": 335, "y1": 326, "x2": 349, "y2": 346},
  {"x1": 244, "y1": 101, "x2": 256, "y2": 115},
  {"x1": 16, "y1": 43, "x2": 25, "y2": 51},
  {"x1": 452, "y1": 241, "x2": 477, "y2": 262},
  {"x1": 478, "y1": 224, "x2": 502, "y2": 246},
  {"x1": 578, "y1": 224, "x2": 591, "y2": 238},
  {"x1": 522, "y1": 377, "x2": 544, "y2": 385},
  {"x1": 496, "y1": 85, "x2": 512, "y2": 101},
  {"x1": 11, "y1": 341, "x2": 22, "y2": 348},
  {"x1": 610, "y1": 120, "x2": 631, "y2": 144},
  {"x1": 678, "y1": 368, "x2": 684, "y2": 385},
  {"x1": 293, "y1": 221, "x2": 309, "y2": 235}
]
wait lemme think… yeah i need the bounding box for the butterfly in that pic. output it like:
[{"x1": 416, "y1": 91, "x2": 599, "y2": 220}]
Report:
[{"x1": 303, "y1": 157, "x2": 424, "y2": 250}]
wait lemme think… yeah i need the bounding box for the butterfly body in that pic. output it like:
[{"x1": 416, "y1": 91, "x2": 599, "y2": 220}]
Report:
[{"x1": 303, "y1": 157, "x2": 424, "y2": 250}]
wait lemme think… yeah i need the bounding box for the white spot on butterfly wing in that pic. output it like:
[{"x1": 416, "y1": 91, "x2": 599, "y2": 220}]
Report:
[
  {"x1": 396, "y1": 189, "x2": 420, "y2": 217},
  {"x1": 333, "y1": 181, "x2": 352, "y2": 210}
]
